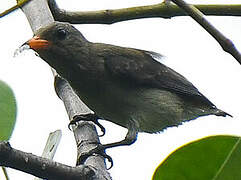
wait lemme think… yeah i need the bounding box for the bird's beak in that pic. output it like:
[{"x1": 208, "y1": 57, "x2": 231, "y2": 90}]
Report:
[{"x1": 26, "y1": 36, "x2": 50, "y2": 50}]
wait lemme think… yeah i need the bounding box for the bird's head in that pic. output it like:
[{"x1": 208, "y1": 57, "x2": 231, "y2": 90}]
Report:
[
  {"x1": 22, "y1": 21, "x2": 90, "y2": 78},
  {"x1": 26, "y1": 21, "x2": 88, "y2": 52}
]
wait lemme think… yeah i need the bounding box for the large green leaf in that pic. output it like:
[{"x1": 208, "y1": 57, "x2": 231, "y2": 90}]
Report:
[
  {"x1": 0, "y1": 80, "x2": 17, "y2": 140},
  {"x1": 153, "y1": 135, "x2": 241, "y2": 180}
]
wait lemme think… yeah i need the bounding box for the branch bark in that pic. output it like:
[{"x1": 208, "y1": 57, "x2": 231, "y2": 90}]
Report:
[{"x1": 47, "y1": 0, "x2": 241, "y2": 24}]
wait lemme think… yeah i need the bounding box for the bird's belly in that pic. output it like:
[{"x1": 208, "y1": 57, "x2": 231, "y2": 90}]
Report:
[
  {"x1": 75, "y1": 85, "x2": 135, "y2": 129},
  {"x1": 74, "y1": 86, "x2": 217, "y2": 133}
]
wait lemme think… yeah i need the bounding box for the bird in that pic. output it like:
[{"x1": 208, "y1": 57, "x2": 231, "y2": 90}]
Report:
[{"x1": 23, "y1": 21, "x2": 230, "y2": 150}]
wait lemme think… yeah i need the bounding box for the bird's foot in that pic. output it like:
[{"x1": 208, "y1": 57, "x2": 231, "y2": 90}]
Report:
[
  {"x1": 77, "y1": 125, "x2": 138, "y2": 169},
  {"x1": 77, "y1": 143, "x2": 113, "y2": 169},
  {"x1": 68, "y1": 113, "x2": 105, "y2": 137}
]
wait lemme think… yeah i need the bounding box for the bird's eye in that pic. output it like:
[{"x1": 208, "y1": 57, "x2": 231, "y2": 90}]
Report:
[{"x1": 56, "y1": 28, "x2": 67, "y2": 40}]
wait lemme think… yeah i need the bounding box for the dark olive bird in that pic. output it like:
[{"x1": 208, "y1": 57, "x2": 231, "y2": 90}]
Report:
[{"x1": 24, "y1": 21, "x2": 229, "y2": 149}]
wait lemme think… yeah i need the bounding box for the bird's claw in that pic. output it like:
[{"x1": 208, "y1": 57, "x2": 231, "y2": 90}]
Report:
[
  {"x1": 68, "y1": 113, "x2": 106, "y2": 137},
  {"x1": 77, "y1": 144, "x2": 113, "y2": 169}
]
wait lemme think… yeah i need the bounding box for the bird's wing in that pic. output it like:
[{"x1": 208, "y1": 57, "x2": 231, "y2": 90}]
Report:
[{"x1": 104, "y1": 49, "x2": 214, "y2": 106}]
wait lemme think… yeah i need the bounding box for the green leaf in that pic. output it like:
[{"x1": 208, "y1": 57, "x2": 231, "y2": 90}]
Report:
[
  {"x1": 0, "y1": 80, "x2": 17, "y2": 140},
  {"x1": 152, "y1": 135, "x2": 241, "y2": 180}
]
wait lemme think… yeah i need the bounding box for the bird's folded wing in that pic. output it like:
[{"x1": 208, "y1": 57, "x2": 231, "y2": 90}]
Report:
[{"x1": 104, "y1": 49, "x2": 214, "y2": 106}]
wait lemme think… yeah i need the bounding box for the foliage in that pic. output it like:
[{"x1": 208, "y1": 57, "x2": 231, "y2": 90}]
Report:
[
  {"x1": 153, "y1": 135, "x2": 241, "y2": 180},
  {"x1": 0, "y1": 80, "x2": 17, "y2": 140}
]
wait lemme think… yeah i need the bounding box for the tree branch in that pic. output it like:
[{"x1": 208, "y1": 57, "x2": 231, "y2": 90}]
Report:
[
  {"x1": 54, "y1": 76, "x2": 111, "y2": 179},
  {"x1": 47, "y1": 0, "x2": 241, "y2": 24},
  {"x1": 170, "y1": 0, "x2": 241, "y2": 65},
  {"x1": 0, "y1": 142, "x2": 94, "y2": 180}
]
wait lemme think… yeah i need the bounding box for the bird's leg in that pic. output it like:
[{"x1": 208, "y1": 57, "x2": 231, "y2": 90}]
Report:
[
  {"x1": 68, "y1": 113, "x2": 106, "y2": 136},
  {"x1": 77, "y1": 120, "x2": 138, "y2": 169},
  {"x1": 103, "y1": 119, "x2": 138, "y2": 148}
]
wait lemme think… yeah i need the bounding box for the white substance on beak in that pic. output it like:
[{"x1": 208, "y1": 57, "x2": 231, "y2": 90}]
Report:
[{"x1": 13, "y1": 44, "x2": 30, "y2": 57}]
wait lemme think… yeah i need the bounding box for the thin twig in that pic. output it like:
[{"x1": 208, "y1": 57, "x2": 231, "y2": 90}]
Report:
[
  {"x1": 170, "y1": 0, "x2": 241, "y2": 65},
  {"x1": 0, "y1": 0, "x2": 31, "y2": 18},
  {"x1": 1, "y1": 167, "x2": 9, "y2": 180},
  {"x1": 47, "y1": 0, "x2": 241, "y2": 24}
]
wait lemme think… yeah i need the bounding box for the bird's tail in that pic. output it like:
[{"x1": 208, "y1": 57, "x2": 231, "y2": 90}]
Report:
[{"x1": 215, "y1": 109, "x2": 233, "y2": 117}]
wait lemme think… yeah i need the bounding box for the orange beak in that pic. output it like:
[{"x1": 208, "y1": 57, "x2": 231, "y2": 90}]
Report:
[{"x1": 27, "y1": 36, "x2": 50, "y2": 50}]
